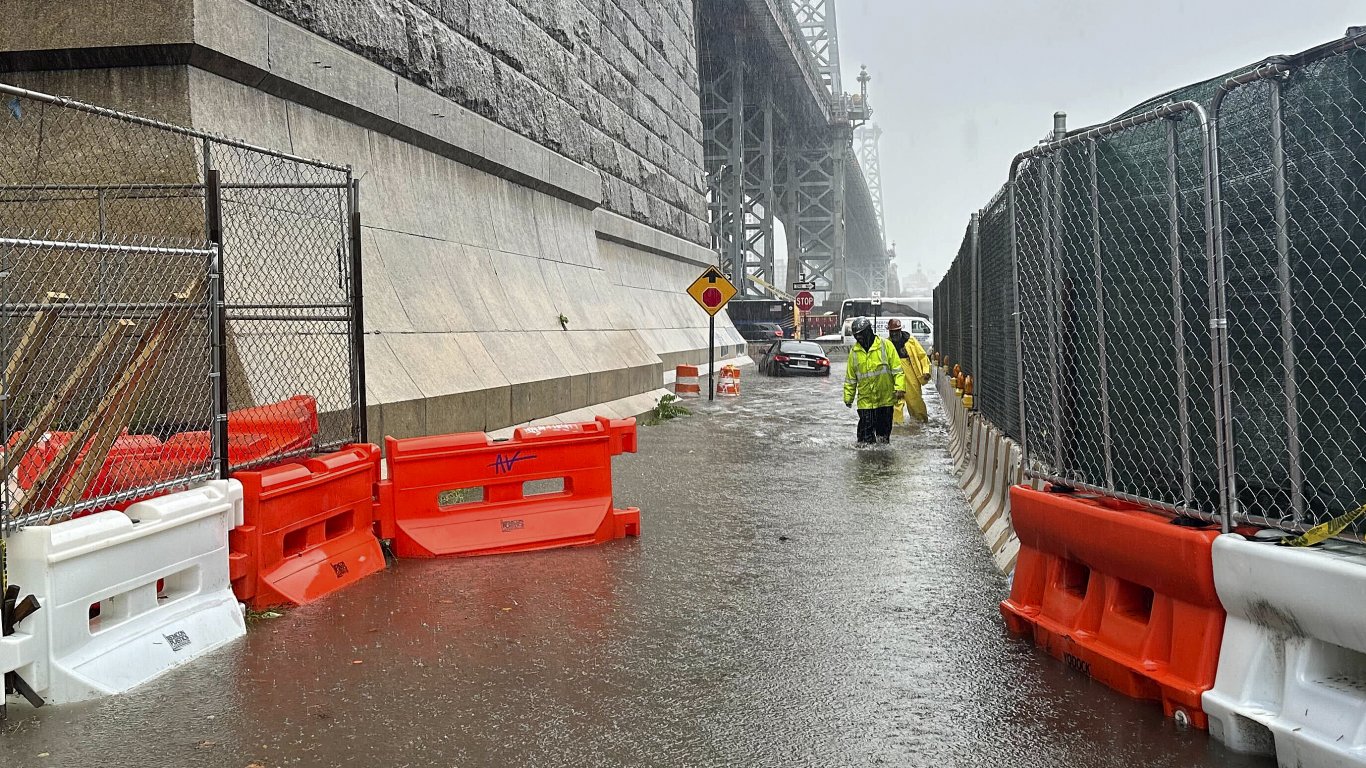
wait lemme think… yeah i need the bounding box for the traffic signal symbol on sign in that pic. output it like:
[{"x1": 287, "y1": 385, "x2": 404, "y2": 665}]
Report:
[{"x1": 686, "y1": 266, "x2": 737, "y2": 316}]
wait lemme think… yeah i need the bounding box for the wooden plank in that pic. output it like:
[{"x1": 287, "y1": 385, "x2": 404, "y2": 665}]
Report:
[
  {"x1": 14, "y1": 277, "x2": 203, "y2": 519},
  {"x1": 0, "y1": 319, "x2": 134, "y2": 481},
  {"x1": 4, "y1": 292, "x2": 69, "y2": 397},
  {"x1": 47, "y1": 331, "x2": 170, "y2": 511}
]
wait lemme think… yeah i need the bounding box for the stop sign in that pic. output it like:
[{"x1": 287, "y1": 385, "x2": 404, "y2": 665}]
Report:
[
  {"x1": 702, "y1": 287, "x2": 724, "y2": 307},
  {"x1": 795, "y1": 290, "x2": 815, "y2": 312}
]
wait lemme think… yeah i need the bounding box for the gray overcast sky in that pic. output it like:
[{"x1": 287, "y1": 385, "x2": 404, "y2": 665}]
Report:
[{"x1": 833, "y1": 0, "x2": 1362, "y2": 286}]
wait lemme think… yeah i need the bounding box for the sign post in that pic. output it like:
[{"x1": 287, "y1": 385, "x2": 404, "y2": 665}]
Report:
[
  {"x1": 794, "y1": 290, "x2": 815, "y2": 342},
  {"x1": 687, "y1": 265, "x2": 737, "y2": 400}
]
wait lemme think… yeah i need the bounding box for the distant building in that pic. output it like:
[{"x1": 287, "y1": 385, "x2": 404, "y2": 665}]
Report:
[{"x1": 901, "y1": 263, "x2": 934, "y2": 297}]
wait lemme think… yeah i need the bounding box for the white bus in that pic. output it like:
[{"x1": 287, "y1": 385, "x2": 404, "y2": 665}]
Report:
[{"x1": 838, "y1": 297, "x2": 933, "y2": 348}]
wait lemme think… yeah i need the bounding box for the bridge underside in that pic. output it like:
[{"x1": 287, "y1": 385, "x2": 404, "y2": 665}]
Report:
[
  {"x1": 698, "y1": 0, "x2": 886, "y2": 303},
  {"x1": 0, "y1": 0, "x2": 749, "y2": 437}
]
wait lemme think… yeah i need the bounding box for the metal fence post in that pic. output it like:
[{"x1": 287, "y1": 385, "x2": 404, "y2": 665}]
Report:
[
  {"x1": 349, "y1": 176, "x2": 368, "y2": 445},
  {"x1": 1269, "y1": 78, "x2": 1303, "y2": 523},
  {"x1": 1205, "y1": 106, "x2": 1234, "y2": 534},
  {"x1": 205, "y1": 168, "x2": 229, "y2": 481},
  {"x1": 1090, "y1": 139, "x2": 1113, "y2": 490},
  {"x1": 1167, "y1": 117, "x2": 1193, "y2": 508},
  {"x1": 1044, "y1": 152, "x2": 1063, "y2": 473},
  {"x1": 971, "y1": 211, "x2": 981, "y2": 387},
  {"x1": 1009, "y1": 181, "x2": 1028, "y2": 472},
  {"x1": 0, "y1": 231, "x2": 8, "y2": 524}
]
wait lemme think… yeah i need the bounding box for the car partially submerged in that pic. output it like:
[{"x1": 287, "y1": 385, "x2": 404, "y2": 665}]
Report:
[{"x1": 759, "y1": 340, "x2": 831, "y2": 377}]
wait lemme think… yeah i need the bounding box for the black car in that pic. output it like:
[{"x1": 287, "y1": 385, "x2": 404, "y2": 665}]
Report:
[
  {"x1": 760, "y1": 340, "x2": 831, "y2": 376},
  {"x1": 735, "y1": 321, "x2": 787, "y2": 341}
]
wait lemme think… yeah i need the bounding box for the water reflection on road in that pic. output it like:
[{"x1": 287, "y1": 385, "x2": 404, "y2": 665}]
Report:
[{"x1": 0, "y1": 362, "x2": 1272, "y2": 767}]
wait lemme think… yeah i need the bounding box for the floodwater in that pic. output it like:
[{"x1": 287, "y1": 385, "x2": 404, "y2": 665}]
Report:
[{"x1": 0, "y1": 362, "x2": 1272, "y2": 768}]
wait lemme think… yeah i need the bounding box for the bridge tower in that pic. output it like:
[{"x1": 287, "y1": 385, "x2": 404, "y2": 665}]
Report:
[
  {"x1": 699, "y1": 0, "x2": 882, "y2": 304},
  {"x1": 702, "y1": 27, "x2": 784, "y2": 299},
  {"x1": 855, "y1": 121, "x2": 893, "y2": 295},
  {"x1": 854, "y1": 123, "x2": 886, "y2": 241}
]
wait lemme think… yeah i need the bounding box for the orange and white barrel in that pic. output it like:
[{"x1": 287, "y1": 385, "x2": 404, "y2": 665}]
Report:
[
  {"x1": 674, "y1": 365, "x2": 701, "y2": 397},
  {"x1": 716, "y1": 365, "x2": 741, "y2": 397}
]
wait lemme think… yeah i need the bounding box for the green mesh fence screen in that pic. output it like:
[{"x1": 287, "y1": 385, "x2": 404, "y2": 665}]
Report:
[{"x1": 930, "y1": 32, "x2": 1366, "y2": 535}]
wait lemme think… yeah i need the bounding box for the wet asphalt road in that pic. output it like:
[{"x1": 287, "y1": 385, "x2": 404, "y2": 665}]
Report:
[{"x1": 0, "y1": 362, "x2": 1273, "y2": 767}]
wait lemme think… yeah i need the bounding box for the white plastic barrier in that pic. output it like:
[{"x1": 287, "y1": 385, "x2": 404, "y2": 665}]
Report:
[
  {"x1": 970, "y1": 431, "x2": 1021, "y2": 573},
  {"x1": 1203, "y1": 534, "x2": 1366, "y2": 766},
  {"x1": 955, "y1": 414, "x2": 981, "y2": 477},
  {"x1": 0, "y1": 480, "x2": 246, "y2": 705},
  {"x1": 940, "y1": 372, "x2": 966, "y2": 465},
  {"x1": 938, "y1": 370, "x2": 966, "y2": 462},
  {"x1": 934, "y1": 369, "x2": 1021, "y2": 573},
  {"x1": 963, "y1": 423, "x2": 999, "y2": 509},
  {"x1": 972, "y1": 437, "x2": 1010, "y2": 533}
]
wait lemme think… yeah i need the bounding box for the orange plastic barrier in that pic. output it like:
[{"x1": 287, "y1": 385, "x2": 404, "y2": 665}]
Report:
[
  {"x1": 14, "y1": 432, "x2": 162, "y2": 499},
  {"x1": 164, "y1": 395, "x2": 321, "y2": 470},
  {"x1": 229, "y1": 444, "x2": 386, "y2": 609},
  {"x1": 1000, "y1": 485, "x2": 1224, "y2": 728},
  {"x1": 226, "y1": 395, "x2": 320, "y2": 460},
  {"x1": 8, "y1": 396, "x2": 321, "y2": 512},
  {"x1": 377, "y1": 416, "x2": 641, "y2": 558}
]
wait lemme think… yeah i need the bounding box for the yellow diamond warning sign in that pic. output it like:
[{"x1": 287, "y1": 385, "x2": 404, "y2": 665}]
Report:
[{"x1": 687, "y1": 265, "x2": 736, "y2": 316}]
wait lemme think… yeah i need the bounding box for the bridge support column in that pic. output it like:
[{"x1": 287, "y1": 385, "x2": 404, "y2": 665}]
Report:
[
  {"x1": 741, "y1": 82, "x2": 778, "y2": 297},
  {"x1": 791, "y1": 129, "x2": 848, "y2": 301},
  {"x1": 702, "y1": 33, "x2": 746, "y2": 292}
]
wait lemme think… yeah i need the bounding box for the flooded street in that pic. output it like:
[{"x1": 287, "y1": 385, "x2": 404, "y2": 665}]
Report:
[{"x1": 0, "y1": 363, "x2": 1270, "y2": 768}]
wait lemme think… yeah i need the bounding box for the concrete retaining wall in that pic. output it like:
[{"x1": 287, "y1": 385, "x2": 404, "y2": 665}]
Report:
[{"x1": 0, "y1": 0, "x2": 740, "y2": 437}]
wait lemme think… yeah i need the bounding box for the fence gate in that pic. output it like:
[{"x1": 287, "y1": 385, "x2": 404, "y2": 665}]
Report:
[{"x1": 0, "y1": 83, "x2": 363, "y2": 531}]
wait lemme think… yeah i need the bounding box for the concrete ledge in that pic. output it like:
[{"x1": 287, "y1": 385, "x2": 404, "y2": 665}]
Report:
[
  {"x1": 594, "y1": 209, "x2": 715, "y2": 267},
  {"x1": 0, "y1": 0, "x2": 603, "y2": 210},
  {"x1": 487, "y1": 388, "x2": 674, "y2": 441}
]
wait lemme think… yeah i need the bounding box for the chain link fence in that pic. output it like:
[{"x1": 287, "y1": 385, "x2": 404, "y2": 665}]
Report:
[
  {"x1": 209, "y1": 138, "x2": 362, "y2": 467},
  {"x1": 975, "y1": 189, "x2": 1019, "y2": 441},
  {"x1": 0, "y1": 83, "x2": 363, "y2": 531},
  {"x1": 932, "y1": 29, "x2": 1366, "y2": 540},
  {"x1": 1011, "y1": 101, "x2": 1221, "y2": 521},
  {"x1": 1213, "y1": 37, "x2": 1366, "y2": 538},
  {"x1": 934, "y1": 224, "x2": 974, "y2": 381}
]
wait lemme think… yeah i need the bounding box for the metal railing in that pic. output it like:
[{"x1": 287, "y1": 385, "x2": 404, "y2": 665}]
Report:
[
  {"x1": 931, "y1": 29, "x2": 1366, "y2": 541},
  {"x1": 0, "y1": 82, "x2": 365, "y2": 530}
]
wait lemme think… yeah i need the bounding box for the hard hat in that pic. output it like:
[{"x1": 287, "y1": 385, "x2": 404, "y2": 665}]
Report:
[
  {"x1": 851, "y1": 317, "x2": 873, "y2": 335},
  {"x1": 886, "y1": 318, "x2": 903, "y2": 331}
]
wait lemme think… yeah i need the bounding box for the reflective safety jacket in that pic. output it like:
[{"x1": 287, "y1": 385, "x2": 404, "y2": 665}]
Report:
[{"x1": 844, "y1": 337, "x2": 907, "y2": 409}]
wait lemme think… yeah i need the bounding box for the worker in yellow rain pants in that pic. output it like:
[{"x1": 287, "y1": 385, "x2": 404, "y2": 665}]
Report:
[{"x1": 887, "y1": 319, "x2": 931, "y2": 424}]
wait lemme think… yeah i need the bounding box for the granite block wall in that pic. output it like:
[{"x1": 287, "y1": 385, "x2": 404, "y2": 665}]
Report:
[{"x1": 245, "y1": 0, "x2": 708, "y2": 244}]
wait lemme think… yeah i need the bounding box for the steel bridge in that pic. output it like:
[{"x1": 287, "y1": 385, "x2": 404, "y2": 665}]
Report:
[{"x1": 699, "y1": 0, "x2": 889, "y2": 302}]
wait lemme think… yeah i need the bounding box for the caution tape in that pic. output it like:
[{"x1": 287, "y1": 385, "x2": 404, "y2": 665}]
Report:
[{"x1": 1276, "y1": 503, "x2": 1366, "y2": 548}]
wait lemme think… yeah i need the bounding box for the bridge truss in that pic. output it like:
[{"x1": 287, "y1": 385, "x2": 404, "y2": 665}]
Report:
[{"x1": 699, "y1": 0, "x2": 886, "y2": 303}]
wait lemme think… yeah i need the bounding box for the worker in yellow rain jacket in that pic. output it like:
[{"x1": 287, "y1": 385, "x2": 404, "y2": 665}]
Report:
[
  {"x1": 843, "y1": 318, "x2": 906, "y2": 444},
  {"x1": 887, "y1": 318, "x2": 931, "y2": 424}
]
